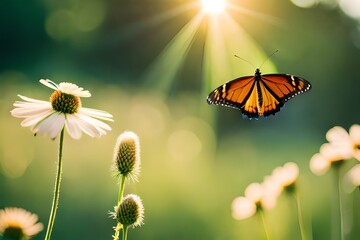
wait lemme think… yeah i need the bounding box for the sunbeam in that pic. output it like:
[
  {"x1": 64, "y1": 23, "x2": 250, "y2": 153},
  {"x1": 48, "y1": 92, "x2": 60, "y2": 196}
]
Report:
[
  {"x1": 228, "y1": 3, "x2": 282, "y2": 26},
  {"x1": 202, "y1": 12, "x2": 277, "y2": 94},
  {"x1": 142, "y1": 1, "x2": 277, "y2": 101},
  {"x1": 143, "y1": 12, "x2": 205, "y2": 92},
  {"x1": 108, "y1": 3, "x2": 197, "y2": 45}
]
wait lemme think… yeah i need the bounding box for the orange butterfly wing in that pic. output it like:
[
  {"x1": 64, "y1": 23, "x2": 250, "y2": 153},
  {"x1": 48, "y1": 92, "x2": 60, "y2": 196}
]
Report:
[{"x1": 206, "y1": 69, "x2": 311, "y2": 119}]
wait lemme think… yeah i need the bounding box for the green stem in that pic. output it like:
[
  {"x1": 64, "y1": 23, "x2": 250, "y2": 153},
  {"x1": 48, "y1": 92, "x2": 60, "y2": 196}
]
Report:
[
  {"x1": 44, "y1": 128, "x2": 65, "y2": 240},
  {"x1": 114, "y1": 175, "x2": 127, "y2": 239},
  {"x1": 118, "y1": 175, "x2": 126, "y2": 205},
  {"x1": 294, "y1": 191, "x2": 306, "y2": 240},
  {"x1": 337, "y1": 169, "x2": 345, "y2": 240},
  {"x1": 259, "y1": 209, "x2": 271, "y2": 240},
  {"x1": 354, "y1": 188, "x2": 360, "y2": 237},
  {"x1": 332, "y1": 166, "x2": 344, "y2": 240},
  {"x1": 122, "y1": 226, "x2": 128, "y2": 240}
]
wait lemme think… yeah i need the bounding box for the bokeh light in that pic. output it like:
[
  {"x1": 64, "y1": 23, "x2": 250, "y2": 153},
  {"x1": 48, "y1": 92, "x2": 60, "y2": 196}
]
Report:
[
  {"x1": 339, "y1": 0, "x2": 360, "y2": 19},
  {"x1": 167, "y1": 129, "x2": 202, "y2": 162},
  {"x1": 45, "y1": 0, "x2": 105, "y2": 41},
  {"x1": 290, "y1": 0, "x2": 318, "y2": 8}
]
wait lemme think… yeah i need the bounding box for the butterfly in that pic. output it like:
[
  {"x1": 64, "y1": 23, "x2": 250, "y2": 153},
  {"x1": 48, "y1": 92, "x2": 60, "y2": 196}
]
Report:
[{"x1": 206, "y1": 68, "x2": 311, "y2": 119}]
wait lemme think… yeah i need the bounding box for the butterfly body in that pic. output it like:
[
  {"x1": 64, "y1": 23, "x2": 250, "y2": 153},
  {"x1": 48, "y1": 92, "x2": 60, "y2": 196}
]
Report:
[{"x1": 206, "y1": 68, "x2": 311, "y2": 119}]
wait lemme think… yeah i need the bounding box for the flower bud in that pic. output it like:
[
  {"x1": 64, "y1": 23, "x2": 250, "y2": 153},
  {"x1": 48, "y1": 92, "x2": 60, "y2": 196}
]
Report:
[
  {"x1": 115, "y1": 194, "x2": 144, "y2": 228},
  {"x1": 113, "y1": 131, "x2": 140, "y2": 181}
]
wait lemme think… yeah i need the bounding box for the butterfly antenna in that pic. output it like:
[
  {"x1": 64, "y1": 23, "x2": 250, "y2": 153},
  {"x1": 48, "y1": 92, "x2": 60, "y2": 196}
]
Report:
[
  {"x1": 259, "y1": 49, "x2": 279, "y2": 69},
  {"x1": 234, "y1": 55, "x2": 256, "y2": 69}
]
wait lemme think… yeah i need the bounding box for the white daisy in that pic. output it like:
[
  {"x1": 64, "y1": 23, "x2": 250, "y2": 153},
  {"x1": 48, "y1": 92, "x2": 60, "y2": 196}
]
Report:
[
  {"x1": 231, "y1": 180, "x2": 280, "y2": 221},
  {"x1": 349, "y1": 124, "x2": 360, "y2": 160},
  {"x1": 310, "y1": 142, "x2": 353, "y2": 176},
  {"x1": 245, "y1": 181, "x2": 279, "y2": 211},
  {"x1": 326, "y1": 125, "x2": 360, "y2": 160},
  {"x1": 309, "y1": 153, "x2": 331, "y2": 176},
  {"x1": 11, "y1": 79, "x2": 113, "y2": 139},
  {"x1": 231, "y1": 196, "x2": 256, "y2": 220},
  {"x1": 0, "y1": 207, "x2": 44, "y2": 239},
  {"x1": 345, "y1": 164, "x2": 360, "y2": 190},
  {"x1": 271, "y1": 162, "x2": 299, "y2": 189}
]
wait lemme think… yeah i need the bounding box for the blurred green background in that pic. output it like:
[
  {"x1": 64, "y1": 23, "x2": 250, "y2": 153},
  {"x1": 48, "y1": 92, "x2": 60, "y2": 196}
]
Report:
[{"x1": 1, "y1": 0, "x2": 360, "y2": 239}]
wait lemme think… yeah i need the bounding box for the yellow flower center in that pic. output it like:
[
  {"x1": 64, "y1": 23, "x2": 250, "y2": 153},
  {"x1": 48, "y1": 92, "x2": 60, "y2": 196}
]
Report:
[
  {"x1": 3, "y1": 225, "x2": 24, "y2": 239},
  {"x1": 50, "y1": 90, "x2": 81, "y2": 114}
]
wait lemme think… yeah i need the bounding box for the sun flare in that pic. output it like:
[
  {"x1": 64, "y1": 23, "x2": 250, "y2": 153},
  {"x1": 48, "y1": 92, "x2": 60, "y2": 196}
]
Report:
[{"x1": 201, "y1": 0, "x2": 227, "y2": 14}]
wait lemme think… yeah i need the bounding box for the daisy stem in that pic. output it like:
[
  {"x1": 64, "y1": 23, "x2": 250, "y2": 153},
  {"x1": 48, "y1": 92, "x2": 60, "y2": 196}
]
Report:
[
  {"x1": 337, "y1": 170, "x2": 345, "y2": 240},
  {"x1": 44, "y1": 128, "x2": 65, "y2": 240},
  {"x1": 354, "y1": 188, "x2": 360, "y2": 237},
  {"x1": 332, "y1": 166, "x2": 344, "y2": 240},
  {"x1": 294, "y1": 191, "x2": 307, "y2": 240},
  {"x1": 259, "y1": 209, "x2": 271, "y2": 240}
]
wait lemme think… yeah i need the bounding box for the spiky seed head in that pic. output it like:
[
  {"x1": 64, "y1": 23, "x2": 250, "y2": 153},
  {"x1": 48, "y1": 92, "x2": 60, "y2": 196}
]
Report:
[
  {"x1": 115, "y1": 194, "x2": 144, "y2": 228},
  {"x1": 112, "y1": 131, "x2": 141, "y2": 181}
]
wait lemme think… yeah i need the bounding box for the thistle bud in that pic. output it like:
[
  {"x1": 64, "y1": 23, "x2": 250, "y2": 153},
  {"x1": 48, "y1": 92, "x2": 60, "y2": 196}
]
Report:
[
  {"x1": 115, "y1": 194, "x2": 144, "y2": 228},
  {"x1": 113, "y1": 131, "x2": 140, "y2": 181}
]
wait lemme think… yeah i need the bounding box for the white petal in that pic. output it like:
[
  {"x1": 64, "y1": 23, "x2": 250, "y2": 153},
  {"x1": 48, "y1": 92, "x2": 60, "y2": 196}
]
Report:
[
  {"x1": 326, "y1": 126, "x2": 350, "y2": 144},
  {"x1": 320, "y1": 143, "x2": 353, "y2": 160},
  {"x1": 17, "y1": 95, "x2": 50, "y2": 104},
  {"x1": 13, "y1": 101, "x2": 50, "y2": 108},
  {"x1": 20, "y1": 109, "x2": 55, "y2": 127},
  {"x1": 73, "y1": 90, "x2": 91, "y2": 98},
  {"x1": 79, "y1": 107, "x2": 114, "y2": 121},
  {"x1": 282, "y1": 162, "x2": 299, "y2": 186},
  {"x1": 353, "y1": 151, "x2": 360, "y2": 161},
  {"x1": 64, "y1": 114, "x2": 83, "y2": 139},
  {"x1": 72, "y1": 115, "x2": 100, "y2": 137},
  {"x1": 11, "y1": 95, "x2": 55, "y2": 128},
  {"x1": 244, "y1": 182, "x2": 263, "y2": 202},
  {"x1": 58, "y1": 82, "x2": 91, "y2": 97},
  {"x1": 65, "y1": 113, "x2": 105, "y2": 138},
  {"x1": 39, "y1": 79, "x2": 59, "y2": 91},
  {"x1": 310, "y1": 153, "x2": 330, "y2": 175},
  {"x1": 346, "y1": 164, "x2": 360, "y2": 187},
  {"x1": 262, "y1": 176, "x2": 282, "y2": 199},
  {"x1": 76, "y1": 121, "x2": 100, "y2": 137},
  {"x1": 77, "y1": 112, "x2": 112, "y2": 131},
  {"x1": 33, "y1": 112, "x2": 65, "y2": 139},
  {"x1": 261, "y1": 193, "x2": 278, "y2": 210},
  {"x1": 349, "y1": 124, "x2": 360, "y2": 143},
  {"x1": 231, "y1": 197, "x2": 256, "y2": 220},
  {"x1": 11, "y1": 105, "x2": 53, "y2": 118}
]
